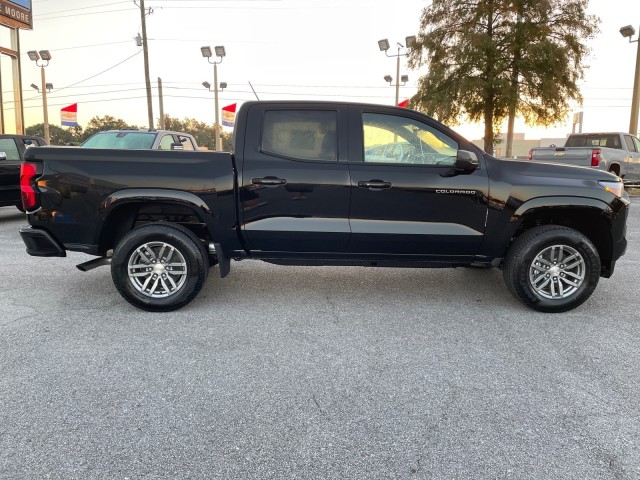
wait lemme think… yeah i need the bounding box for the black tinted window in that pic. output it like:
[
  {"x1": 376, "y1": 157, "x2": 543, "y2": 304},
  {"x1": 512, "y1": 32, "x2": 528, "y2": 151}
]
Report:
[
  {"x1": 262, "y1": 110, "x2": 337, "y2": 161},
  {"x1": 566, "y1": 135, "x2": 621, "y2": 149}
]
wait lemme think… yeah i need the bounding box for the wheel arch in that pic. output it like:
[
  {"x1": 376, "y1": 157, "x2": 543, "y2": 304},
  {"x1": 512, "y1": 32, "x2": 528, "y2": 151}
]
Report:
[
  {"x1": 97, "y1": 189, "x2": 218, "y2": 254},
  {"x1": 510, "y1": 197, "x2": 614, "y2": 276}
]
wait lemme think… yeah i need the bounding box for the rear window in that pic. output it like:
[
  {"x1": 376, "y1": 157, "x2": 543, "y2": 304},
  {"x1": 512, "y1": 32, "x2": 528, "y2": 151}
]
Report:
[
  {"x1": 81, "y1": 132, "x2": 156, "y2": 149},
  {"x1": 565, "y1": 135, "x2": 622, "y2": 149}
]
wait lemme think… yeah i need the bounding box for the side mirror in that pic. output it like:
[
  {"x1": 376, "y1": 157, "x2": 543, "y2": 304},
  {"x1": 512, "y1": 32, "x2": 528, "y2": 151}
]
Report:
[
  {"x1": 440, "y1": 150, "x2": 480, "y2": 177},
  {"x1": 0, "y1": 152, "x2": 6, "y2": 161},
  {"x1": 456, "y1": 150, "x2": 480, "y2": 171}
]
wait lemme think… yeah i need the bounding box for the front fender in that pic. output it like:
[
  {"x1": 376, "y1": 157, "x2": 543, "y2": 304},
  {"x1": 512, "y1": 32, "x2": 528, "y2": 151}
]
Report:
[{"x1": 510, "y1": 196, "x2": 612, "y2": 222}]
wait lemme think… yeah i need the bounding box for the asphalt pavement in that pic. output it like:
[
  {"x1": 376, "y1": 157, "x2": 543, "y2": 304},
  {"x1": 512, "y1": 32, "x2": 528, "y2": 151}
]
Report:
[{"x1": 1, "y1": 196, "x2": 639, "y2": 479}]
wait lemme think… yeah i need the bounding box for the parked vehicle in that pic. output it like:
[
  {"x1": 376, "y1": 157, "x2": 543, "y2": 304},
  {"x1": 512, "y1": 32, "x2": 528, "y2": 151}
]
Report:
[
  {"x1": 0, "y1": 134, "x2": 46, "y2": 211},
  {"x1": 81, "y1": 129, "x2": 199, "y2": 150},
  {"x1": 19, "y1": 101, "x2": 629, "y2": 313},
  {"x1": 529, "y1": 132, "x2": 640, "y2": 185}
]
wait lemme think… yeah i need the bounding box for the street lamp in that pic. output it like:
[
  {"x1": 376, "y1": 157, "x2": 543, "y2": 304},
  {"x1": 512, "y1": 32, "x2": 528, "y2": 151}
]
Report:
[
  {"x1": 201, "y1": 45, "x2": 226, "y2": 151},
  {"x1": 378, "y1": 36, "x2": 415, "y2": 105},
  {"x1": 27, "y1": 49, "x2": 52, "y2": 144},
  {"x1": 383, "y1": 74, "x2": 409, "y2": 88},
  {"x1": 620, "y1": 24, "x2": 640, "y2": 136}
]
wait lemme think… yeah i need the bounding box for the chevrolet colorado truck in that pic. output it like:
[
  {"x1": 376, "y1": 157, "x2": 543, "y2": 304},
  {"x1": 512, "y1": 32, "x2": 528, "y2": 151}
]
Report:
[
  {"x1": 0, "y1": 134, "x2": 46, "y2": 211},
  {"x1": 529, "y1": 132, "x2": 640, "y2": 185},
  {"x1": 18, "y1": 101, "x2": 630, "y2": 313}
]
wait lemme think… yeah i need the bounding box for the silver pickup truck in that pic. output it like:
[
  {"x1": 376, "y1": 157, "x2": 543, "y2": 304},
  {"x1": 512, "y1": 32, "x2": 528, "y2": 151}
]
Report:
[{"x1": 529, "y1": 132, "x2": 640, "y2": 186}]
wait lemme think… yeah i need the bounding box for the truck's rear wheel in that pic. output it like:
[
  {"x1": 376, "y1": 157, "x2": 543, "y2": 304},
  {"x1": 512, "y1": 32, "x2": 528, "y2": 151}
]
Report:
[
  {"x1": 503, "y1": 226, "x2": 600, "y2": 312},
  {"x1": 111, "y1": 223, "x2": 208, "y2": 312}
]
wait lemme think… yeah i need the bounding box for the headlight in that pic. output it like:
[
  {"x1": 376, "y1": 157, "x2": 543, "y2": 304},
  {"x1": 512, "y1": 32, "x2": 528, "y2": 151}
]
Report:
[{"x1": 598, "y1": 181, "x2": 624, "y2": 198}]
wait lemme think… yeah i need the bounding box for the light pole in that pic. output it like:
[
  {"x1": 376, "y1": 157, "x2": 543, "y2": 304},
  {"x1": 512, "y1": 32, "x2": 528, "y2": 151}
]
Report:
[
  {"x1": 201, "y1": 45, "x2": 226, "y2": 151},
  {"x1": 383, "y1": 74, "x2": 409, "y2": 102},
  {"x1": 378, "y1": 36, "x2": 415, "y2": 105},
  {"x1": 27, "y1": 50, "x2": 52, "y2": 144},
  {"x1": 620, "y1": 24, "x2": 640, "y2": 136}
]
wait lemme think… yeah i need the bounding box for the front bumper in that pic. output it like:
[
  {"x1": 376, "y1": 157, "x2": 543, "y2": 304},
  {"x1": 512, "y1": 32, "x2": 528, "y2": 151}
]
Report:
[{"x1": 19, "y1": 226, "x2": 66, "y2": 257}]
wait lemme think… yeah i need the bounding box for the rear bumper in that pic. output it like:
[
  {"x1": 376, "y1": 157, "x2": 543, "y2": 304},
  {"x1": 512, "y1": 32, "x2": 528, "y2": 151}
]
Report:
[{"x1": 19, "y1": 226, "x2": 66, "y2": 257}]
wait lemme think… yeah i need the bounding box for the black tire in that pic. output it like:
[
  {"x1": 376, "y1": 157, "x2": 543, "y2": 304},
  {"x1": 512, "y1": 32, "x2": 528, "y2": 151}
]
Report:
[
  {"x1": 503, "y1": 226, "x2": 600, "y2": 313},
  {"x1": 111, "y1": 223, "x2": 209, "y2": 312}
]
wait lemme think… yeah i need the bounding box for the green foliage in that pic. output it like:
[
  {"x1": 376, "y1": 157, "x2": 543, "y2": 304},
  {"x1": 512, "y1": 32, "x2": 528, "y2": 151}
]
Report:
[
  {"x1": 81, "y1": 116, "x2": 139, "y2": 142},
  {"x1": 409, "y1": 0, "x2": 599, "y2": 153},
  {"x1": 25, "y1": 124, "x2": 83, "y2": 146}
]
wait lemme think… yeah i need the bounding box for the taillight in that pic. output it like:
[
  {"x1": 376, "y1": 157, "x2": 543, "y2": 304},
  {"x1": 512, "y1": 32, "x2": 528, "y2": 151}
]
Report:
[
  {"x1": 528, "y1": 149, "x2": 532, "y2": 160},
  {"x1": 20, "y1": 162, "x2": 39, "y2": 211},
  {"x1": 591, "y1": 148, "x2": 601, "y2": 167}
]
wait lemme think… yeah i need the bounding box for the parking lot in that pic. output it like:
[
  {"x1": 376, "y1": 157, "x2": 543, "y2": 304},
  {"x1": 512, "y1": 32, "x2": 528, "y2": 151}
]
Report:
[{"x1": 1, "y1": 195, "x2": 639, "y2": 479}]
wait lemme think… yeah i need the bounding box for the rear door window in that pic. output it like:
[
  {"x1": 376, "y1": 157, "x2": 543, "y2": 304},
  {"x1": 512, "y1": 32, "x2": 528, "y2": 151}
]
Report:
[{"x1": 261, "y1": 110, "x2": 337, "y2": 161}]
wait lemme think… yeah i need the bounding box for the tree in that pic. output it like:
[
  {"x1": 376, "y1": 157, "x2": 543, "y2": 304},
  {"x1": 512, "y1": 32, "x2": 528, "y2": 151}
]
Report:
[
  {"x1": 408, "y1": 0, "x2": 599, "y2": 154},
  {"x1": 25, "y1": 124, "x2": 83, "y2": 145},
  {"x1": 161, "y1": 115, "x2": 233, "y2": 151},
  {"x1": 80, "y1": 115, "x2": 139, "y2": 142}
]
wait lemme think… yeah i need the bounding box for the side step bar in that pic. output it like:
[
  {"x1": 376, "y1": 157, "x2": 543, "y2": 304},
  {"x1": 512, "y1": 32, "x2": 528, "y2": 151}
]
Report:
[{"x1": 77, "y1": 257, "x2": 112, "y2": 272}]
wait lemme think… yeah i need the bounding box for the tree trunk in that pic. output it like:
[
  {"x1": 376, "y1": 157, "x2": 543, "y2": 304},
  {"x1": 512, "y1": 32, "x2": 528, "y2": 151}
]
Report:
[
  {"x1": 484, "y1": 94, "x2": 494, "y2": 154},
  {"x1": 483, "y1": 0, "x2": 495, "y2": 155}
]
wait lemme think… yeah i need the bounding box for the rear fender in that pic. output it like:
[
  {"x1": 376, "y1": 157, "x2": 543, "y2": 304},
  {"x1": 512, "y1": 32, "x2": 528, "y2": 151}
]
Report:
[{"x1": 99, "y1": 189, "x2": 230, "y2": 277}]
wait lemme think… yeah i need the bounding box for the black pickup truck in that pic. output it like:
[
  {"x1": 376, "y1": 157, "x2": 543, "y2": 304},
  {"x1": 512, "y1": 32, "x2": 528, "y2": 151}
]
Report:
[
  {"x1": 19, "y1": 101, "x2": 629, "y2": 313},
  {"x1": 0, "y1": 134, "x2": 46, "y2": 211}
]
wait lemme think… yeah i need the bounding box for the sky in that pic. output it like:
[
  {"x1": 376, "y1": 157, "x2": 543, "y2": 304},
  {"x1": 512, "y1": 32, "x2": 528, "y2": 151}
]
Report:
[{"x1": 0, "y1": 0, "x2": 639, "y2": 142}]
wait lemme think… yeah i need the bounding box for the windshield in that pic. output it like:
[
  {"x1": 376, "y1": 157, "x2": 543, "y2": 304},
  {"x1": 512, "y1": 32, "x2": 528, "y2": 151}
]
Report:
[{"x1": 81, "y1": 131, "x2": 156, "y2": 149}]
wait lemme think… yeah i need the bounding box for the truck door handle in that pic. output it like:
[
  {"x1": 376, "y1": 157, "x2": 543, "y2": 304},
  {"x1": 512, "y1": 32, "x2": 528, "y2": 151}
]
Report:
[
  {"x1": 252, "y1": 177, "x2": 287, "y2": 186},
  {"x1": 358, "y1": 180, "x2": 392, "y2": 189}
]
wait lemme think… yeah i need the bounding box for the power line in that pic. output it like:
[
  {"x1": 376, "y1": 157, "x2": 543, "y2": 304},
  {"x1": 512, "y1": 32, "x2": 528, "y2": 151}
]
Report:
[
  {"x1": 56, "y1": 51, "x2": 143, "y2": 93},
  {"x1": 34, "y1": 1, "x2": 130, "y2": 17}
]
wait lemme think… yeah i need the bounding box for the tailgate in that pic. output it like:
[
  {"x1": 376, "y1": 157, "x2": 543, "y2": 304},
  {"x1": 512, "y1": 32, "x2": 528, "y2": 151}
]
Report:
[{"x1": 530, "y1": 147, "x2": 593, "y2": 166}]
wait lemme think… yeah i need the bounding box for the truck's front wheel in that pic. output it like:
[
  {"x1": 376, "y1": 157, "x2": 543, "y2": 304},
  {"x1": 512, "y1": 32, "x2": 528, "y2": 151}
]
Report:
[
  {"x1": 503, "y1": 226, "x2": 600, "y2": 312},
  {"x1": 111, "y1": 223, "x2": 209, "y2": 312}
]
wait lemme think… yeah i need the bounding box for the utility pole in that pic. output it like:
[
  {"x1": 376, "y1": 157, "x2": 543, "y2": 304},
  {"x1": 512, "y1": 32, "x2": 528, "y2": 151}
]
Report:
[
  {"x1": 158, "y1": 77, "x2": 165, "y2": 129},
  {"x1": 138, "y1": 0, "x2": 154, "y2": 129}
]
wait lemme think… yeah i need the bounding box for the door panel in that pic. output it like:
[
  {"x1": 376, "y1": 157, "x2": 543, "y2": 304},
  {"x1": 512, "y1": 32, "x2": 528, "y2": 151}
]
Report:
[
  {"x1": 348, "y1": 109, "x2": 489, "y2": 259},
  {"x1": 240, "y1": 107, "x2": 351, "y2": 255}
]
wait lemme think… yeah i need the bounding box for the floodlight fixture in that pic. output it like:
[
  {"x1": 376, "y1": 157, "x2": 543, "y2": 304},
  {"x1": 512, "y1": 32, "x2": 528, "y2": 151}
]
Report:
[
  {"x1": 39, "y1": 50, "x2": 52, "y2": 61},
  {"x1": 378, "y1": 39, "x2": 390, "y2": 52},
  {"x1": 214, "y1": 46, "x2": 226, "y2": 57},
  {"x1": 620, "y1": 25, "x2": 636, "y2": 39},
  {"x1": 220, "y1": 82, "x2": 227, "y2": 90},
  {"x1": 201, "y1": 46, "x2": 213, "y2": 58},
  {"x1": 405, "y1": 36, "x2": 417, "y2": 48},
  {"x1": 27, "y1": 50, "x2": 39, "y2": 62},
  {"x1": 30, "y1": 83, "x2": 39, "y2": 91},
  {"x1": 202, "y1": 81, "x2": 211, "y2": 89},
  {"x1": 46, "y1": 83, "x2": 53, "y2": 91},
  {"x1": 401, "y1": 75, "x2": 409, "y2": 83},
  {"x1": 384, "y1": 75, "x2": 393, "y2": 83}
]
